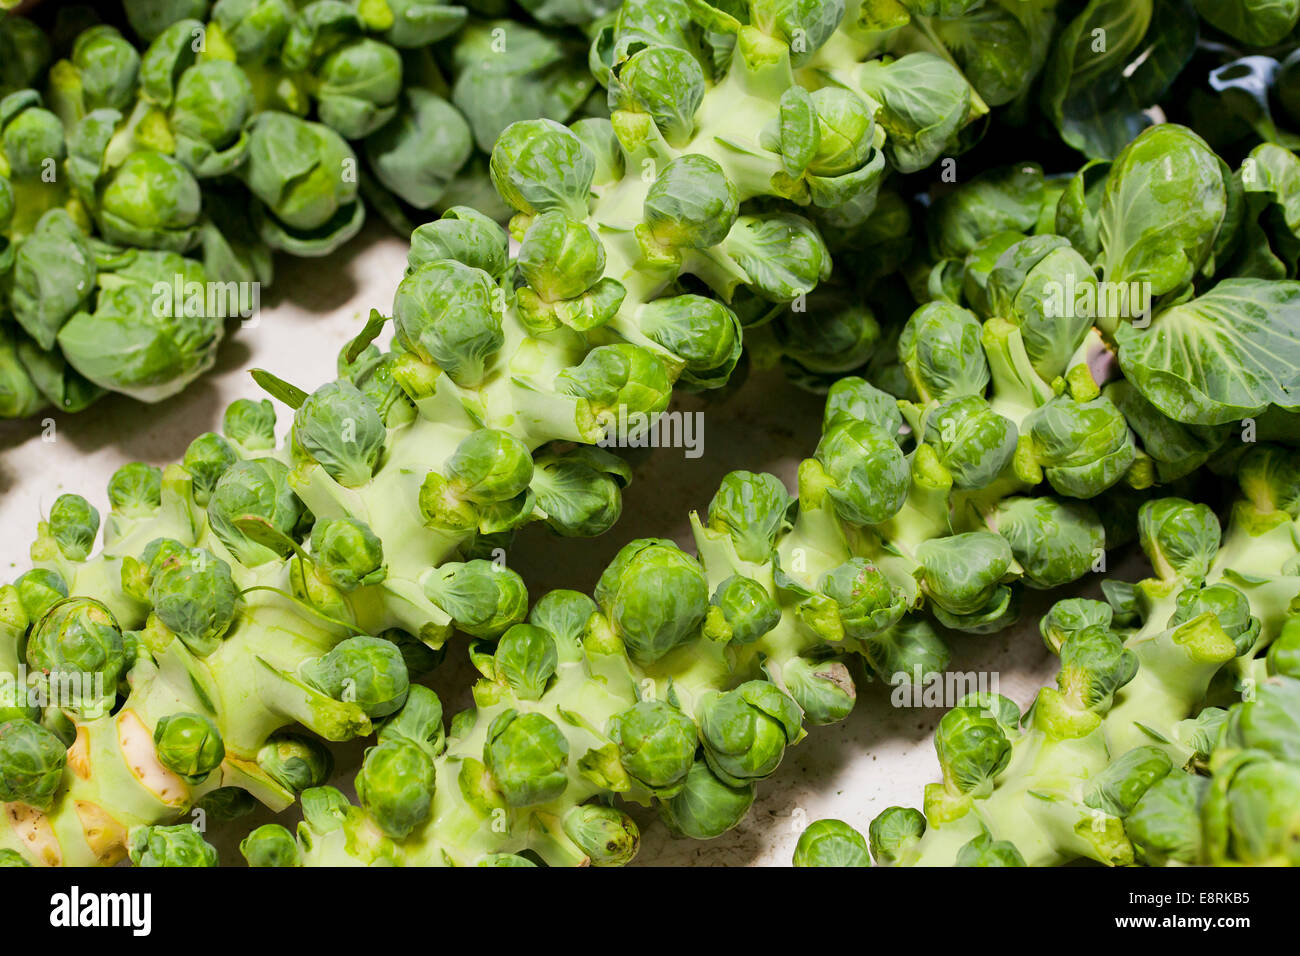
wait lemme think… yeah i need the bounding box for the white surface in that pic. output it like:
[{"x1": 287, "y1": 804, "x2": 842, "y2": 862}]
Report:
[{"x1": 0, "y1": 223, "x2": 1099, "y2": 866}]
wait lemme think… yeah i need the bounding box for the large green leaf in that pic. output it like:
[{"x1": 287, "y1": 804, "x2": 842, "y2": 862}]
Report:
[
  {"x1": 1040, "y1": 0, "x2": 1198, "y2": 159},
  {"x1": 1116, "y1": 278, "x2": 1300, "y2": 424}
]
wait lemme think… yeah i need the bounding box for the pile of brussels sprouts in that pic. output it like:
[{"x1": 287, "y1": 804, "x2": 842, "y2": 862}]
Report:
[
  {"x1": 0, "y1": 0, "x2": 603, "y2": 417},
  {"x1": 0, "y1": 0, "x2": 1299, "y2": 869}
]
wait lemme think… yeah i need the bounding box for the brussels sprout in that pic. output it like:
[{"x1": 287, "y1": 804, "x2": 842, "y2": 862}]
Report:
[
  {"x1": 856, "y1": 53, "x2": 973, "y2": 174},
  {"x1": 193, "y1": 787, "x2": 257, "y2": 824},
  {"x1": 1138, "y1": 498, "x2": 1221, "y2": 583},
  {"x1": 793, "y1": 818, "x2": 871, "y2": 867},
  {"x1": 182, "y1": 433, "x2": 238, "y2": 507},
  {"x1": 47, "y1": 26, "x2": 141, "y2": 123},
  {"x1": 14, "y1": 569, "x2": 69, "y2": 624},
  {"x1": 293, "y1": 381, "x2": 386, "y2": 486},
  {"x1": 128, "y1": 825, "x2": 219, "y2": 867},
  {"x1": 207, "y1": 458, "x2": 305, "y2": 567},
  {"x1": 723, "y1": 213, "x2": 832, "y2": 303},
  {"x1": 706, "y1": 472, "x2": 795, "y2": 564},
  {"x1": 563, "y1": 804, "x2": 639, "y2": 866},
  {"x1": 355, "y1": 735, "x2": 437, "y2": 839},
  {"x1": 257, "y1": 733, "x2": 335, "y2": 794},
  {"x1": 954, "y1": 833, "x2": 1026, "y2": 867},
  {"x1": 708, "y1": 575, "x2": 780, "y2": 647},
  {"x1": 697, "y1": 680, "x2": 803, "y2": 787},
  {"x1": 56, "y1": 249, "x2": 225, "y2": 403},
  {"x1": 1126, "y1": 773, "x2": 1207, "y2": 866},
  {"x1": 642, "y1": 155, "x2": 738, "y2": 251},
  {"x1": 916, "y1": 532, "x2": 1015, "y2": 618},
  {"x1": 310, "y1": 518, "x2": 386, "y2": 592},
  {"x1": 659, "y1": 759, "x2": 755, "y2": 839},
  {"x1": 240, "y1": 824, "x2": 301, "y2": 867},
  {"x1": 1055, "y1": 625, "x2": 1138, "y2": 713},
  {"x1": 1025, "y1": 396, "x2": 1137, "y2": 498},
  {"x1": 1039, "y1": 597, "x2": 1113, "y2": 654},
  {"x1": 223, "y1": 397, "x2": 277, "y2": 450},
  {"x1": 492, "y1": 624, "x2": 558, "y2": 701},
  {"x1": 489, "y1": 118, "x2": 594, "y2": 219},
  {"x1": 594, "y1": 539, "x2": 709, "y2": 666},
  {"x1": 780, "y1": 654, "x2": 856, "y2": 726},
  {"x1": 25, "y1": 597, "x2": 126, "y2": 716},
  {"x1": 0, "y1": 718, "x2": 67, "y2": 810},
  {"x1": 992, "y1": 497, "x2": 1105, "y2": 590},
  {"x1": 301, "y1": 635, "x2": 410, "y2": 718},
  {"x1": 367, "y1": 87, "x2": 474, "y2": 211},
  {"x1": 241, "y1": 112, "x2": 364, "y2": 256},
  {"x1": 815, "y1": 420, "x2": 909, "y2": 526},
  {"x1": 422, "y1": 561, "x2": 529, "y2": 639},
  {"x1": 44, "y1": 494, "x2": 100, "y2": 562},
  {"x1": 148, "y1": 546, "x2": 239, "y2": 655},
  {"x1": 484, "y1": 709, "x2": 570, "y2": 807},
  {"x1": 393, "y1": 260, "x2": 503, "y2": 388},
  {"x1": 869, "y1": 806, "x2": 926, "y2": 865},
  {"x1": 899, "y1": 302, "x2": 990, "y2": 404},
  {"x1": 612, "y1": 46, "x2": 704, "y2": 146},
  {"x1": 608, "y1": 699, "x2": 697, "y2": 792},
  {"x1": 1170, "y1": 584, "x2": 1260, "y2": 656},
  {"x1": 531, "y1": 446, "x2": 630, "y2": 538},
  {"x1": 923, "y1": 396, "x2": 1017, "y2": 490},
  {"x1": 406, "y1": 205, "x2": 508, "y2": 278},
  {"x1": 153, "y1": 713, "x2": 225, "y2": 784},
  {"x1": 823, "y1": 376, "x2": 904, "y2": 436},
  {"x1": 934, "y1": 705, "x2": 1012, "y2": 796}
]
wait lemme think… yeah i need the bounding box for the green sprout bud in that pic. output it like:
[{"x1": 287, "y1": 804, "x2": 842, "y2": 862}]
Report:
[
  {"x1": 422, "y1": 561, "x2": 529, "y2": 639},
  {"x1": 153, "y1": 713, "x2": 225, "y2": 784},
  {"x1": 0, "y1": 718, "x2": 67, "y2": 810},
  {"x1": 108, "y1": 462, "x2": 163, "y2": 516},
  {"x1": 697, "y1": 680, "x2": 803, "y2": 787},
  {"x1": 223, "y1": 398, "x2": 277, "y2": 450},
  {"x1": 706, "y1": 471, "x2": 795, "y2": 564},
  {"x1": 781, "y1": 655, "x2": 856, "y2": 725},
  {"x1": 311, "y1": 517, "x2": 387, "y2": 592},
  {"x1": 793, "y1": 818, "x2": 871, "y2": 867},
  {"x1": 709, "y1": 575, "x2": 780, "y2": 646},
  {"x1": 25, "y1": 597, "x2": 126, "y2": 716},
  {"x1": 182, "y1": 433, "x2": 238, "y2": 508},
  {"x1": 613, "y1": 46, "x2": 704, "y2": 146},
  {"x1": 302, "y1": 635, "x2": 410, "y2": 718},
  {"x1": 493, "y1": 624, "x2": 558, "y2": 701},
  {"x1": 257, "y1": 733, "x2": 336, "y2": 794},
  {"x1": 816, "y1": 420, "x2": 909, "y2": 526},
  {"x1": 128, "y1": 825, "x2": 218, "y2": 867},
  {"x1": 660, "y1": 759, "x2": 755, "y2": 839},
  {"x1": 148, "y1": 546, "x2": 240, "y2": 656},
  {"x1": 1138, "y1": 498, "x2": 1221, "y2": 583},
  {"x1": 393, "y1": 260, "x2": 503, "y2": 388},
  {"x1": 484, "y1": 709, "x2": 570, "y2": 807},
  {"x1": 518, "y1": 211, "x2": 605, "y2": 301},
  {"x1": 595, "y1": 539, "x2": 709, "y2": 666},
  {"x1": 935, "y1": 705, "x2": 1012, "y2": 796},
  {"x1": 869, "y1": 806, "x2": 927, "y2": 865},
  {"x1": 563, "y1": 804, "x2": 640, "y2": 866},
  {"x1": 355, "y1": 736, "x2": 437, "y2": 840},
  {"x1": 207, "y1": 458, "x2": 306, "y2": 567},
  {"x1": 490, "y1": 118, "x2": 594, "y2": 219},
  {"x1": 241, "y1": 824, "x2": 301, "y2": 867},
  {"x1": 46, "y1": 494, "x2": 100, "y2": 561},
  {"x1": 293, "y1": 380, "x2": 386, "y2": 487},
  {"x1": 608, "y1": 699, "x2": 698, "y2": 792},
  {"x1": 15, "y1": 568, "x2": 69, "y2": 622},
  {"x1": 643, "y1": 155, "x2": 738, "y2": 250}
]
